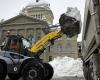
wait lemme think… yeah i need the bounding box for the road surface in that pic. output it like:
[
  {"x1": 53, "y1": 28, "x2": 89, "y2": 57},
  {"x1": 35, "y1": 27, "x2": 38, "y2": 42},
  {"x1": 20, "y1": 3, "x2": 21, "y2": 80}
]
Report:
[{"x1": 6, "y1": 76, "x2": 85, "y2": 80}]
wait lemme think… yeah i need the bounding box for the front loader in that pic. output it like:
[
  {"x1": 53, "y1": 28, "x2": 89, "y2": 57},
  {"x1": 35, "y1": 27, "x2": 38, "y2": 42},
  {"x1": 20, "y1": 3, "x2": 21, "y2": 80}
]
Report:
[{"x1": 0, "y1": 7, "x2": 81, "y2": 80}]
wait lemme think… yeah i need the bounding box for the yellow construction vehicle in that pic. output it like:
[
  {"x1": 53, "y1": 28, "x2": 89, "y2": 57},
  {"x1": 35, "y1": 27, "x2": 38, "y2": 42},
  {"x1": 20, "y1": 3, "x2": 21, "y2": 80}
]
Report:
[{"x1": 0, "y1": 9, "x2": 81, "y2": 80}]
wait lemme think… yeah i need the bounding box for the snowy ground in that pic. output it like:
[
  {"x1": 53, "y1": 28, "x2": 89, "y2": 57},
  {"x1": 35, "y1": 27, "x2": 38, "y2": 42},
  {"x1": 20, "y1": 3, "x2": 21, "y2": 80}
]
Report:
[
  {"x1": 52, "y1": 76, "x2": 84, "y2": 80},
  {"x1": 49, "y1": 56, "x2": 84, "y2": 79}
]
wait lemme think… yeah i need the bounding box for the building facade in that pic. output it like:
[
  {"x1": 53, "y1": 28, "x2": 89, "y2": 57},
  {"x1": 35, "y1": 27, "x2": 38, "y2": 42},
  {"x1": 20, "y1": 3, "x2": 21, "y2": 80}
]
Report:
[
  {"x1": 50, "y1": 34, "x2": 78, "y2": 59},
  {"x1": 0, "y1": 15, "x2": 48, "y2": 42}
]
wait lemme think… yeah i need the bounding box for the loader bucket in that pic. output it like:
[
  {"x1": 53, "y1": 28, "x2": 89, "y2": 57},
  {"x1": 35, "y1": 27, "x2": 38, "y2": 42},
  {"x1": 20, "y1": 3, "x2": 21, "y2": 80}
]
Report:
[{"x1": 59, "y1": 13, "x2": 81, "y2": 38}]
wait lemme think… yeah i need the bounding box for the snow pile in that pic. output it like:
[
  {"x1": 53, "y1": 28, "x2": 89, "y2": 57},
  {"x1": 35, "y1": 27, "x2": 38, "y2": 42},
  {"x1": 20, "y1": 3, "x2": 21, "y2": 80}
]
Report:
[
  {"x1": 49, "y1": 56, "x2": 84, "y2": 78},
  {"x1": 65, "y1": 7, "x2": 82, "y2": 27},
  {"x1": 22, "y1": 38, "x2": 31, "y2": 48},
  {"x1": 66, "y1": 7, "x2": 81, "y2": 21}
]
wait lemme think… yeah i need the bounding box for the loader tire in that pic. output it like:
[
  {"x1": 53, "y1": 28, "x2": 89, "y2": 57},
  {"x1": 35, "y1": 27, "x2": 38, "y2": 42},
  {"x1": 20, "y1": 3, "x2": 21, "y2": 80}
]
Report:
[
  {"x1": 8, "y1": 73, "x2": 21, "y2": 80},
  {"x1": 22, "y1": 62, "x2": 45, "y2": 80},
  {"x1": 43, "y1": 63, "x2": 54, "y2": 80},
  {"x1": 0, "y1": 62, "x2": 7, "y2": 80}
]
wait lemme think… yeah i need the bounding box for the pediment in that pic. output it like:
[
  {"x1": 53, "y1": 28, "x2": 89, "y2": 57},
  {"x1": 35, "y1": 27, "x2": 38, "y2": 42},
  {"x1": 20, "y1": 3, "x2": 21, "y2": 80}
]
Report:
[{"x1": 1, "y1": 14, "x2": 44, "y2": 26}]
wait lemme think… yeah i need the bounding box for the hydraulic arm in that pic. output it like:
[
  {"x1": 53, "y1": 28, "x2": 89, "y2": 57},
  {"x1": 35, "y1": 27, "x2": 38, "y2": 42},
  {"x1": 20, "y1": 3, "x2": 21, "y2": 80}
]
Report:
[{"x1": 30, "y1": 30, "x2": 63, "y2": 53}]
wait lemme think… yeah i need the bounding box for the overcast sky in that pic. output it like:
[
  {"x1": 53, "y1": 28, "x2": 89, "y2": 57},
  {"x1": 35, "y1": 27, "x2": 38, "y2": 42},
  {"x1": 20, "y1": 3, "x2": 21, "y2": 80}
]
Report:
[{"x1": 0, "y1": 0, "x2": 86, "y2": 41}]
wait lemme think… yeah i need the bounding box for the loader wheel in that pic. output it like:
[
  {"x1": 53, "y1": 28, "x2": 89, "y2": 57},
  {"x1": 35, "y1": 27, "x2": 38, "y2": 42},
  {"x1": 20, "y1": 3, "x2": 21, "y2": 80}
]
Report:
[
  {"x1": 0, "y1": 63, "x2": 7, "y2": 80},
  {"x1": 43, "y1": 63, "x2": 54, "y2": 80},
  {"x1": 8, "y1": 73, "x2": 21, "y2": 80},
  {"x1": 22, "y1": 62, "x2": 45, "y2": 80}
]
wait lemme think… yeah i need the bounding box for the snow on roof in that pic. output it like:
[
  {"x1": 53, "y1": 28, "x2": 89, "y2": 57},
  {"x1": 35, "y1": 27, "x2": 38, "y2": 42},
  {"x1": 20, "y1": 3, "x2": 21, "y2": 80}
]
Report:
[{"x1": 26, "y1": 0, "x2": 50, "y2": 8}]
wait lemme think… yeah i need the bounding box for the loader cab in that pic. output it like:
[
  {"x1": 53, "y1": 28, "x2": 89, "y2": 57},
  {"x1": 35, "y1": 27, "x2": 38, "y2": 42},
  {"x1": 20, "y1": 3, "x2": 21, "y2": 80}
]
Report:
[
  {"x1": 3, "y1": 35, "x2": 24, "y2": 53},
  {"x1": 2, "y1": 35, "x2": 31, "y2": 56}
]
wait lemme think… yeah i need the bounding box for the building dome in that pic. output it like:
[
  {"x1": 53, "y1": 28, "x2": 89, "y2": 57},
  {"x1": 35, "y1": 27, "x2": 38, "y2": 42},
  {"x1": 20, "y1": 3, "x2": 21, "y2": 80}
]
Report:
[{"x1": 21, "y1": 0, "x2": 54, "y2": 24}]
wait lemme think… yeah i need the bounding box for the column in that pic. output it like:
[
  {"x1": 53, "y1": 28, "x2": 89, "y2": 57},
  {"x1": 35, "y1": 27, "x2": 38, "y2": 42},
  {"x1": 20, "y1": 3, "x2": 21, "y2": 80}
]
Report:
[
  {"x1": 0, "y1": 29, "x2": 2, "y2": 44},
  {"x1": 25, "y1": 28, "x2": 27, "y2": 37}
]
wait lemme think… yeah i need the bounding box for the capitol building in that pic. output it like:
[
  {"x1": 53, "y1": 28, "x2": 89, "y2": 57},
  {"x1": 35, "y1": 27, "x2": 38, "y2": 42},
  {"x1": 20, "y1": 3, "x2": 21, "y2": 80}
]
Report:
[{"x1": 0, "y1": 0, "x2": 53, "y2": 43}]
